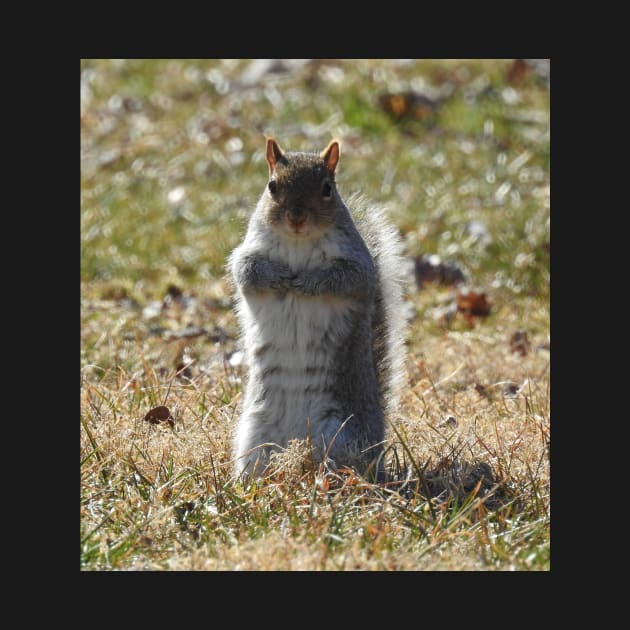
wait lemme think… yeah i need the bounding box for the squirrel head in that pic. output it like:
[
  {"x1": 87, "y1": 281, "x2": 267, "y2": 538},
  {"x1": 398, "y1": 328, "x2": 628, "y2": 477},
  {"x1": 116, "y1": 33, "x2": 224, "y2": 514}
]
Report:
[{"x1": 262, "y1": 138, "x2": 341, "y2": 239}]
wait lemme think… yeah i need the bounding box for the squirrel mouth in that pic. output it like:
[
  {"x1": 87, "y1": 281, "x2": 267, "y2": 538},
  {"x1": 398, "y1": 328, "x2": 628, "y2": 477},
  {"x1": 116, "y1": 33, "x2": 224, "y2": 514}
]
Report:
[{"x1": 286, "y1": 217, "x2": 309, "y2": 235}]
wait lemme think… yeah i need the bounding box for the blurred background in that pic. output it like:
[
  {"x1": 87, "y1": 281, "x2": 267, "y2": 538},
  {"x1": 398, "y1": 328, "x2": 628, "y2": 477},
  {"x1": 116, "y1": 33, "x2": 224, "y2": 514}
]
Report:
[{"x1": 80, "y1": 59, "x2": 549, "y2": 296}]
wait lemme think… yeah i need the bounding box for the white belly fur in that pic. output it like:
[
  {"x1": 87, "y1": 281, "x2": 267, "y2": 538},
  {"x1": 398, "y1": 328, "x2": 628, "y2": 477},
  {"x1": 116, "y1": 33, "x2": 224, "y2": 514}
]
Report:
[
  {"x1": 236, "y1": 292, "x2": 354, "y2": 459},
  {"x1": 233, "y1": 232, "x2": 357, "y2": 471}
]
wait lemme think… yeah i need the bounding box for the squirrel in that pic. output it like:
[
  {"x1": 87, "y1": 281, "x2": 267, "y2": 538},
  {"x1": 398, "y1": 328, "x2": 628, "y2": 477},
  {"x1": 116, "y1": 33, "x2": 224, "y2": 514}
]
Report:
[{"x1": 229, "y1": 138, "x2": 406, "y2": 480}]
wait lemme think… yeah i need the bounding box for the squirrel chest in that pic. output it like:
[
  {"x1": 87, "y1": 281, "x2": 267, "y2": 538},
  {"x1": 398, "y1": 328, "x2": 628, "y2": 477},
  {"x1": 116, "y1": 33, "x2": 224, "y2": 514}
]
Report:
[{"x1": 239, "y1": 234, "x2": 358, "y2": 392}]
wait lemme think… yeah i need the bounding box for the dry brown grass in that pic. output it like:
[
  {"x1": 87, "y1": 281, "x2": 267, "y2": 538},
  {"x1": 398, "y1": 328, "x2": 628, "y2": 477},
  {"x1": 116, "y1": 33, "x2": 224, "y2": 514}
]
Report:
[{"x1": 80, "y1": 279, "x2": 549, "y2": 571}]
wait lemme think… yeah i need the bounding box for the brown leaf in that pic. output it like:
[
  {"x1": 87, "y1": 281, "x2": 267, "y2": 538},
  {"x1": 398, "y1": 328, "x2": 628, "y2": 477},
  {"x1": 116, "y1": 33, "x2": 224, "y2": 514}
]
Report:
[
  {"x1": 144, "y1": 405, "x2": 174, "y2": 427},
  {"x1": 456, "y1": 289, "x2": 491, "y2": 317},
  {"x1": 510, "y1": 330, "x2": 530, "y2": 356}
]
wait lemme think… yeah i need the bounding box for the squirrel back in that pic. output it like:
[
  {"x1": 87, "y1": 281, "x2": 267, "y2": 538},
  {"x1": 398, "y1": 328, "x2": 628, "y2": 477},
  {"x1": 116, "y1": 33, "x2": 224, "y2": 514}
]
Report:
[{"x1": 229, "y1": 138, "x2": 406, "y2": 479}]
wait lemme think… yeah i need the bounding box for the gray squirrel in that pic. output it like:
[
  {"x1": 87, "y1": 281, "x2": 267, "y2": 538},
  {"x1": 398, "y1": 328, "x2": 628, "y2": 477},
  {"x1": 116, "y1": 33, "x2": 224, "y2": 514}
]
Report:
[{"x1": 229, "y1": 138, "x2": 406, "y2": 479}]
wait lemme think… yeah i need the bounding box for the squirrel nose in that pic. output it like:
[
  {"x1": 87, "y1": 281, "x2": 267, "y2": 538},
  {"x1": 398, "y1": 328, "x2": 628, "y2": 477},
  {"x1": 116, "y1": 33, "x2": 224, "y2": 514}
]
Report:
[{"x1": 287, "y1": 210, "x2": 307, "y2": 227}]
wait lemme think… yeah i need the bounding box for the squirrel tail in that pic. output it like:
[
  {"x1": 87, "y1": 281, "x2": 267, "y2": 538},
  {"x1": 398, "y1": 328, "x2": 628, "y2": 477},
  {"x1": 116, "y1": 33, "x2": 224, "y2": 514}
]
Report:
[{"x1": 350, "y1": 193, "x2": 407, "y2": 415}]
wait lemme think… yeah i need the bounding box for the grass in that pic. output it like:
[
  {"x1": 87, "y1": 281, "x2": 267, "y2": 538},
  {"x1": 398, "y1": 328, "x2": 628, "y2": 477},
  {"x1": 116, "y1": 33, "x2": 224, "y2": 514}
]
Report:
[{"x1": 80, "y1": 58, "x2": 550, "y2": 570}]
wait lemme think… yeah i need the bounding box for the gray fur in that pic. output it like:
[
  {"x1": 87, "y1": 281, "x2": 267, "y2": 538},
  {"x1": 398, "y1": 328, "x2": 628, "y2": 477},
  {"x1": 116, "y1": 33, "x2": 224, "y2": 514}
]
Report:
[{"x1": 229, "y1": 144, "x2": 406, "y2": 479}]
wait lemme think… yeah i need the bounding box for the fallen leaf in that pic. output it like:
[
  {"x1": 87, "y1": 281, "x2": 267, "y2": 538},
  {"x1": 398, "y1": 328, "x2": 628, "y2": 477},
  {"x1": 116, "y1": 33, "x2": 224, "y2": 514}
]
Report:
[
  {"x1": 144, "y1": 405, "x2": 175, "y2": 428},
  {"x1": 456, "y1": 289, "x2": 491, "y2": 318}
]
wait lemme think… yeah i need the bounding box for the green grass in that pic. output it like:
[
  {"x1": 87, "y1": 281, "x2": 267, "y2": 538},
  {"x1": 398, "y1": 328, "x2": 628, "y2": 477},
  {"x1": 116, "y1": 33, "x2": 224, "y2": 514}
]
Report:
[{"x1": 81, "y1": 58, "x2": 550, "y2": 570}]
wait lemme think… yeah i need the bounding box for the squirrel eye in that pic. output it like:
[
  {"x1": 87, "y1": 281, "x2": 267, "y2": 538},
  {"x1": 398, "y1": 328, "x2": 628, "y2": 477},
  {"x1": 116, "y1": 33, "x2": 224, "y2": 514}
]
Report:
[
  {"x1": 322, "y1": 182, "x2": 332, "y2": 199},
  {"x1": 268, "y1": 180, "x2": 277, "y2": 194}
]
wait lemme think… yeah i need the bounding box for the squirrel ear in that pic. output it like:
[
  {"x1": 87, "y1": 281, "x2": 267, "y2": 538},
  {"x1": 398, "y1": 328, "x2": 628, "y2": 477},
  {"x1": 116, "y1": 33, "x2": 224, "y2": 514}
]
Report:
[
  {"x1": 266, "y1": 138, "x2": 285, "y2": 174},
  {"x1": 320, "y1": 139, "x2": 340, "y2": 176}
]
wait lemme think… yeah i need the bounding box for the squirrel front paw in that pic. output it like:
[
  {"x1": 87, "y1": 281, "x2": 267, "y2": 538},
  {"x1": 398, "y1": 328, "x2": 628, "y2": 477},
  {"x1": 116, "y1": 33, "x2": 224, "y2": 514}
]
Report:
[
  {"x1": 236, "y1": 256, "x2": 294, "y2": 292},
  {"x1": 268, "y1": 264, "x2": 294, "y2": 291},
  {"x1": 290, "y1": 272, "x2": 309, "y2": 293},
  {"x1": 291, "y1": 271, "x2": 325, "y2": 295}
]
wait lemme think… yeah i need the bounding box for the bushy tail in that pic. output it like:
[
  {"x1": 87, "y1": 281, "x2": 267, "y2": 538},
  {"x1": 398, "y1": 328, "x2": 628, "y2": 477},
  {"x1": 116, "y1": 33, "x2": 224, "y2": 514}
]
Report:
[{"x1": 349, "y1": 194, "x2": 407, "y2": 415}]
